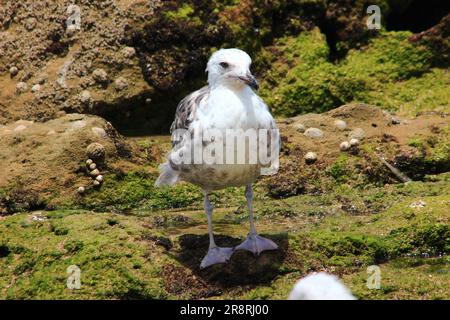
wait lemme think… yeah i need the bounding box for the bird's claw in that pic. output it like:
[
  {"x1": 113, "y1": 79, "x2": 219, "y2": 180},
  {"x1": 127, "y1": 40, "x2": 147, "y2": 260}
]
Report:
[
  {"x1": 235, "y1": 233, "x2": 278, "y2": 256},
  {"x1": 200, "y1": 246, "x2": 234, "y2": 269}
]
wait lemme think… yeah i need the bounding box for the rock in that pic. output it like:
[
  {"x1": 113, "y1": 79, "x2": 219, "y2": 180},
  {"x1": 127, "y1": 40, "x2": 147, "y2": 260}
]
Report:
[
  {"x1": 90, "y1": 169, "x2": 100, "y2": 177},
  {"x1": 92, "y1": 69, "x2": 108, "y2": 84},
  {"x1": 16, "y1": 82, "x2": 28, "y2": 94},
  {"x1": 77, "y1": 186, "x2": 85, "y2": 194},
  {"x1": 89, "y1": 163, "x2": 97, "y2": 170},
  {"x1": 93, "y1": 180, "x2": 101, "y2": 186},
  {"x1": 86, "y1": 143, "x2": 105, "y2": 162},
  {"x1": 349, "y1": 128, "x2": 365, "y2": 140},
  {"x1": 66, "y1": 24, "x2": 78, "y2": 37},
  {"x1": 304, "y1": 128, "x2": 323, "y2": 139},
  {"x1": 31, "y1": 84, "x2": 41, "y2": 93},
  {"x1": 349, "y1": 138, "x2": 360, "y2": 146},
  {"x1": 122, "y1": 46, "x2": 136, "y2": 58},
  {"x1": 340, "y1": 141, "x2": 351, "y2": 151},
  {"x1": 86, "y1": 159, "x2": 94, "y2": 166},
  {"x1": 79, "y1": 90, "x2": 91, "y2": 104},
  {"x1": 9, "y1": 66, "x2": 18, "y2": 77},
  {"x1": 334, "y1": 119, "x2": 347, "y2": 130},
  {"x1": 95, "y1": 175, "x2": 104, "y2": 183},
  {"x1": 114, "y1": 77, "x2": 128, "y2": 91},
  {"x1": 304, "y1": 151, "x2": 317, "y2": 164},
  {"x1": 294, "y1": 123, "x2": 306, "y2": 133}
]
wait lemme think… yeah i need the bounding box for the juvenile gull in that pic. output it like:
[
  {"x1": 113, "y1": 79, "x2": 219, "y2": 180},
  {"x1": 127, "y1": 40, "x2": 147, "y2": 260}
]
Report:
[{"x1": 156, "y1": 48, "x2": 280, "y2": 269}]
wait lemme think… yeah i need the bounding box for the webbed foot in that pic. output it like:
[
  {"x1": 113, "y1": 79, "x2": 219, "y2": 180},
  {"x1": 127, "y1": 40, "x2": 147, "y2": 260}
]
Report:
[
  {"x1": 200, "y1": 246, "x2": 234, "y2": 269},
  {"x1": 235, "y1": 233, "x2": 278, "y2": 256}
]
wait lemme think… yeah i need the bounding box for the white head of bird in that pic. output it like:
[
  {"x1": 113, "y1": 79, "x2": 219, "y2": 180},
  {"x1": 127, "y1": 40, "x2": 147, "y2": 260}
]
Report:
[{"x1": 206, "y1": 48, "x2": 259, "y2": 91}]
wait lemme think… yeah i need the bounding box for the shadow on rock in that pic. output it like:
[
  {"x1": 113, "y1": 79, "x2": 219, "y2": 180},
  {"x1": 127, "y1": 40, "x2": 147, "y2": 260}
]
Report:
[{"x1": 174, "y1": 232, "x2": 289, "y2": 287}]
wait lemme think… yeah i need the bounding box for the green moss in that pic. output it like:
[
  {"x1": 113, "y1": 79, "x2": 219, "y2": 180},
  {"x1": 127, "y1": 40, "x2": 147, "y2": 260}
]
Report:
[
  {"x1": 329, "y1": 154, "x2": 349, "y2": 181},
  {"x1": 260, "y1": 30, "x2": 446, "y2": 117},
  {"x1": 164, "y1": 3, "x2": 195, "y2": 20},
  {"x1": 79, "y1": 171, "x2": 203, "y2": 212}
]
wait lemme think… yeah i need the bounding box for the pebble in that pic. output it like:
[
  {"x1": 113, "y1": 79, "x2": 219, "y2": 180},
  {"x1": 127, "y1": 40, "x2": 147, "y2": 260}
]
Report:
[
  {"x1": 86, "y1": 159, "x2": 94, "y2": 166},
  {"x1": 90, "y1": 169, "x2": 100, "y2": 177},
  {"x1": 334, "y1": 119, "x2": 347, "y2": 130},
  {"x1": 93, "y1": 180, "x2": 101, "y2": 186},
  {"x1": 95, "y1": 175, "x2": 104, "y2": 183},
  {"x1": 304, "y1": 151, "x2": 317, "y2": 164},
  {"x1": 340, "y1": 141, "x2": 351, "y2": 151},
  {"x1": 89, "y1": 163, "x2": 97, "y2": 170},
  {"x1": 77, "y1": 186, "x2": 85, "y2": 194},
  {"x1": 304, "y1": 128, "x2": 323, "y2": 139}
]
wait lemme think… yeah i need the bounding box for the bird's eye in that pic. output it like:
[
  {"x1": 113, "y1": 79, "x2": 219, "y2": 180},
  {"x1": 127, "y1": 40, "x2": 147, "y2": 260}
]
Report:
[{"x1": 219, "y1": 62, "x2": 229, "y2": 68}]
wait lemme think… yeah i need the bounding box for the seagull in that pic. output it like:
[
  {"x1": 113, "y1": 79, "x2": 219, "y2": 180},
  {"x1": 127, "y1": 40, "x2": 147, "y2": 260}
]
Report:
[
  {"x1": 288, "y1": 272, "x2": 356, "y2": 300},
  {"x1": 155, "y1": 48, "x2": 280, "y2": 269}
]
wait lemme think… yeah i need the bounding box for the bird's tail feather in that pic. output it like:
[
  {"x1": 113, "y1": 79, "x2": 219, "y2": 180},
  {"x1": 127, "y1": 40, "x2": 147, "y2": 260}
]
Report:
[{"x1": 155, "y1": 162, "x2": 179, "y2": 187}]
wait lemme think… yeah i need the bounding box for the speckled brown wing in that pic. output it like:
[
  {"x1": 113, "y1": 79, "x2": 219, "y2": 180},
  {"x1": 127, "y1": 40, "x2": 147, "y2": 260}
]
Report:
[{"x1": 170, "y1": 86, "x2": 210, "y2": 146}]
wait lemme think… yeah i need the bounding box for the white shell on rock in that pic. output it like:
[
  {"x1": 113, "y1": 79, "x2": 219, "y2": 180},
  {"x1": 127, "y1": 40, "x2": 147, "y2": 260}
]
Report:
[
  {"x1": 89, "y1": 163, "x2": 97, "y2": 170},
  {"x1": 92, "y1": 68, "x2": 108, "y2": 83},
  {"x1": 340, "y1": 141, "x2": 351, "y2": 151},
  {"x1": 9, "y1": 66, "x2": 18, "y2": 77},
  {"x1": 95, "y1": 175, "x2": 104, "y2": 183},
  {"x1": 93, "y1": 180, "x2": 101, "y2": 186},
  {"x1": 391, "y1": 117, "x2": 401, "y2": 124},
  {"x1": 80, "y1": 90, "x2": 91, "y2": 103},
  {"x1": 90, "y1": 169, "x2": 100, "y2": 177},
  {"x1": 86, "y1": 159, "x2": 93, "y2": 166},
  {"x1": 349, "y1": 138, "x2": 360, "y2": 146},
  {"x1": 304, "y1": 151, "x2": 317, "y2": 163},
  {"x1": 31, "y1": 84, "x2": 41, "y2": 92},
  {"x1": 16, "y1": 82, "x2": 28, "y2": 93},
  {"x1": 304, "y1": 128, "x2": 323, "y2": 139},
  {"x1": 114, "y1": 77, "x2": 128, "y2": 91},
  {"x1": 77, "y1": 186, "x2": 85, "y2": 194},
  {"x1": 334, "y1": 119, "x2": 347, "y2": 130},
  {"x1": 122, "y1": 46, "x2": 136, "y2": 58}
]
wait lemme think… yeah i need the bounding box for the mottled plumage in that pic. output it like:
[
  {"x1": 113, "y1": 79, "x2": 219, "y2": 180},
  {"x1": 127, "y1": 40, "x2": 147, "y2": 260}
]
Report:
[{"x1": 156, "y1": 48, "x2": 279, "y2": 269}]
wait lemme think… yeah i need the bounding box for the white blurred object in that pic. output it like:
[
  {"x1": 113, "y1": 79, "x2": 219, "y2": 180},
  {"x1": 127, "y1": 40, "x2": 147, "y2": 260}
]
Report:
[{"x1": 288, "y1": 272, "x2": 356, "y2": 300}]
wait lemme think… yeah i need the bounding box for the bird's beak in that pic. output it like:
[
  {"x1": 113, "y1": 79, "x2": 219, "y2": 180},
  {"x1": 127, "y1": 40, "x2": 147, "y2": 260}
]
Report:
[{"x1": 238, "y1": 73, "x2": 259, "y2": 91}]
